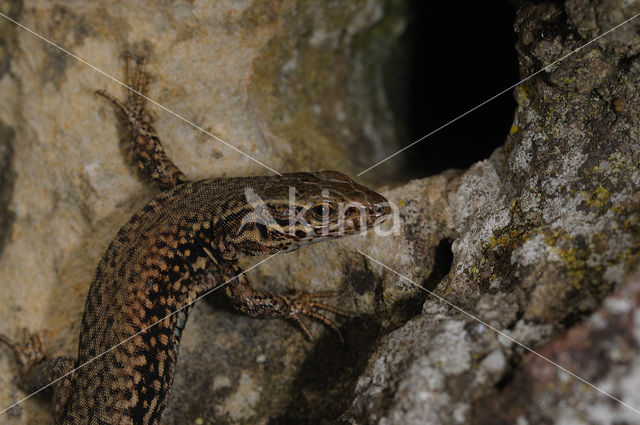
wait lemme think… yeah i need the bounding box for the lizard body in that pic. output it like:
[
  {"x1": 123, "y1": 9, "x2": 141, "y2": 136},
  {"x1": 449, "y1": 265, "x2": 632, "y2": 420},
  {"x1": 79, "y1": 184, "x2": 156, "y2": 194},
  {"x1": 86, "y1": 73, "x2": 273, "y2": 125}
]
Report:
[{"x1": 1, "y1": 55, "x2": 390, "y2": 425}]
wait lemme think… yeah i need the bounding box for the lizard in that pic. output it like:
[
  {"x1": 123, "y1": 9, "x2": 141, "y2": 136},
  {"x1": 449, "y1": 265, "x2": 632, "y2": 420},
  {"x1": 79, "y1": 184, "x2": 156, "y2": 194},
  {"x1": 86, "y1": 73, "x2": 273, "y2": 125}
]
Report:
[{"x1": 0, "y1": 54, "x2": 391, "y2": 425}]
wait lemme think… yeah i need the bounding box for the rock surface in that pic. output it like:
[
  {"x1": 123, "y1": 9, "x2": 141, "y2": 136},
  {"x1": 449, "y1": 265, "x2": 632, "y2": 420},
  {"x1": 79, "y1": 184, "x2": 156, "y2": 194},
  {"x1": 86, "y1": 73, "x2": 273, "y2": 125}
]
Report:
[
  {"x1": 341, "y1": 1, "x2": 640, "y2": 424},
  {"x1": 472, "y1": 268, "x2": 640, "y2": 425},
  {"x1": 0, "y1": 1, "x2": 639, "y2": 425}
]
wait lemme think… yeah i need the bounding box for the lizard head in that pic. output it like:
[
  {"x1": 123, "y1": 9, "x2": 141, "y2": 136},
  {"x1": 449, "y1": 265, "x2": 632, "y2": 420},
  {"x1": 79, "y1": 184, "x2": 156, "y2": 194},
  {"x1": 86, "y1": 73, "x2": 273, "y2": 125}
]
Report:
[{"x1": 235, "y1": 170, "x2": 392, "y2": 255}]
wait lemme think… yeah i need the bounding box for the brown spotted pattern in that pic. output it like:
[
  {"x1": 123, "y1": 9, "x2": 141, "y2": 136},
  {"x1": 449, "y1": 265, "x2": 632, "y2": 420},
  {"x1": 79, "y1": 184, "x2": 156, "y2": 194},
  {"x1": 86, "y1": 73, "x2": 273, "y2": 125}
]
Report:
[{"x1": 0, "y1": 55, "x2": 391, "y2": 425}]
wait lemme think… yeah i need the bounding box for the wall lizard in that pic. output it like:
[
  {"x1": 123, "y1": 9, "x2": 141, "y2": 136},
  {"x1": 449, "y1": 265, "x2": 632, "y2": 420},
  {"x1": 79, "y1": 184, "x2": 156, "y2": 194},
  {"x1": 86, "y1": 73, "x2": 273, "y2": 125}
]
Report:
[{"x1": 0, "y1": 55, "x2": 391, "y2": 424}]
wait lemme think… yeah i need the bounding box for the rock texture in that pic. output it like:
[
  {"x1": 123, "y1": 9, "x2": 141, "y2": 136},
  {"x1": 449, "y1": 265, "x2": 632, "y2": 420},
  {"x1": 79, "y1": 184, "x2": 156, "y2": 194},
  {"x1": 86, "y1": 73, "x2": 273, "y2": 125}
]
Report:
[
  {"x1": 340, "y1": 1, "x2": 640, "y2": 424},
  {"x1": 0, "y1": 1, "x2": 639, "y2": 425},
  {"x1": 472, "y1": 268, "x2": 640, "y2": 425}
]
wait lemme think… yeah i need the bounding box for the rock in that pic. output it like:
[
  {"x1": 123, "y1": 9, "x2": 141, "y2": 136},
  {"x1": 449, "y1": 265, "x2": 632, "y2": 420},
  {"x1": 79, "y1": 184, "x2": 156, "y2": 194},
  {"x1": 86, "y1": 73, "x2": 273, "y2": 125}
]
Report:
[
  {"x1": 341, "y1": 1, "x2": 640, "y2": 424},
  {"x1": 471, "y1": 268, "x2": 640, "y2": 425},
  {"x1": 480, "y1": 349, "x2": 506, "y2": 377},
  {"x1": 1, "y1": 0, "x2": 639, "y2": 424}
]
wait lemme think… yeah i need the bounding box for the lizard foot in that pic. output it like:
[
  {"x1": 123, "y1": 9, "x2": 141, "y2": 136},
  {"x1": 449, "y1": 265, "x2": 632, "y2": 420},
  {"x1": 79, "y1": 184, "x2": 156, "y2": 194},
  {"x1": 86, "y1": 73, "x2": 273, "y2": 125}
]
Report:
[
  {"x1": 0, "y1": 328, "x2": 47, "y2": 376},
  {"x1": 95, "y1": 52, "x2": 151, "y2": 119},
  {"x1": 284, "y1": 291, "x2": 353, "y2": 345},
  {"x1": 95, "y1": 52, "x2": 188, "y2": 189}
]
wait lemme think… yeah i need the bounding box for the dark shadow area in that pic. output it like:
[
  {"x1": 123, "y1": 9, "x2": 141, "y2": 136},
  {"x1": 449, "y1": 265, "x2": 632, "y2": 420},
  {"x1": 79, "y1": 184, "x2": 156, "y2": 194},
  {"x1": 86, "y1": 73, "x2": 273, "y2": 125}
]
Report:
[
  {"x1": 268, "y1": 315, "x2": 381, "y2": 425},
  {"x1": 397, "y1": 1, "x2": 519, "y2": 178},
  {"x1": 269, "y1": 239, "x2": 454, "y2": 424},
  {"x1": 0, "y1": 122, "x2": 15, "y2": 257}
]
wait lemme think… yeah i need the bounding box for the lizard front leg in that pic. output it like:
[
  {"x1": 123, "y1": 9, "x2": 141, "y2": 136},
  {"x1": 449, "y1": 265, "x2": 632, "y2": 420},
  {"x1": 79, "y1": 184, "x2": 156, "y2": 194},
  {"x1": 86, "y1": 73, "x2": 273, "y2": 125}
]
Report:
[
  {"x1": 96, "y1": 53, "x2": 189, "y2": 189},
  {"x1": 0, "y1": 330, "x2": 75, "y2": 424},
  {"x1": 221, "y1": 262, "x2": 353, "y2": 344}
]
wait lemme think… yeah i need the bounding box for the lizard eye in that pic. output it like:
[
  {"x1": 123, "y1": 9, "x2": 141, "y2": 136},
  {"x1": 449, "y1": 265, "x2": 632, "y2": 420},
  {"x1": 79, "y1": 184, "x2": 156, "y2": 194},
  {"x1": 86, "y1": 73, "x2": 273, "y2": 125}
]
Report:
[{"x1": 311, "y1": 203, "x2": 331, "y2": 219}]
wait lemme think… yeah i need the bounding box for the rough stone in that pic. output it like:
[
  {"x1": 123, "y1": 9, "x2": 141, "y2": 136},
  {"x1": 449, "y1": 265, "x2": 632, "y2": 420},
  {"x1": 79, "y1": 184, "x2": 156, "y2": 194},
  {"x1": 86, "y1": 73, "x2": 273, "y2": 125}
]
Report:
[
  {"x1": 0, "y1": 0, "x2": 639, "y2": 424},
  {"x1": 341, "y1": 1, "x2": 640, "y2": 424},
  {"x1": 471, "y1": 268, "x2": 640, "y2": 425}
]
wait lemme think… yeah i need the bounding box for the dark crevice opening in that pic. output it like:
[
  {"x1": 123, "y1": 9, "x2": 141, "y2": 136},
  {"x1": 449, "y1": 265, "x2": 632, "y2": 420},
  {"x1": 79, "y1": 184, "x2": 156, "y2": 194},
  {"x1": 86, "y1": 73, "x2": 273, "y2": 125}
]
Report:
[
  {"x1": 396, "y1": 1, "x2": 519, "y2": 179},
  {"x1": 392, "y1": 237, "x2": 454, "y2": 325},
  {"x1": 423, "y1": 238, "x2": 454, "y2": 293}
]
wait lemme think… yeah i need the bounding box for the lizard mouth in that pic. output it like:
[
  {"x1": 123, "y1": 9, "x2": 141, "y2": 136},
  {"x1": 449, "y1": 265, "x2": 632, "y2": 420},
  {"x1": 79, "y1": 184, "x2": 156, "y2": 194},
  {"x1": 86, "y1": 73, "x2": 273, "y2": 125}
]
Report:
[{"x1": 344, "y1": 199, "x2": 392, "y2": 230}]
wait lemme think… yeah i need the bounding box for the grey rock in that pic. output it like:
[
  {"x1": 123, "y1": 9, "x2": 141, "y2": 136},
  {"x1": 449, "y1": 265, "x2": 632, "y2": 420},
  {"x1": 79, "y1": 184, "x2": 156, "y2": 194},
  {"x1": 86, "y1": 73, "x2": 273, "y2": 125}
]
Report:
[
  {"x1": 1, "y1": 1, "x2": 639, "y2": 425},
  {"x1": 342, "y1": 1, "x2": 640, "y2": 424},
  {"x1": 471, "y1": 268, "x2": 640, "y2": 425}
]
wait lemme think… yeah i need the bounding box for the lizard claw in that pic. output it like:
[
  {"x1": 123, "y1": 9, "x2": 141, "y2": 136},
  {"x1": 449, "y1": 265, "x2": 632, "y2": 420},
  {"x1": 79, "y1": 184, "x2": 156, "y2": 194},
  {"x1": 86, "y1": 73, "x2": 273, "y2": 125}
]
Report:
[
  {"x1": 96, "y1": 89, "x2": 130, "y2": 117},
  {"x1": 285, "y1": 292, "x2": 353, "y2": 345},
  {"x1": 96, "y1": 54, "x2": 150, "y2": 118},
  {"x1": 0, "y1": 328, "x2": 47, "y2": 375}
]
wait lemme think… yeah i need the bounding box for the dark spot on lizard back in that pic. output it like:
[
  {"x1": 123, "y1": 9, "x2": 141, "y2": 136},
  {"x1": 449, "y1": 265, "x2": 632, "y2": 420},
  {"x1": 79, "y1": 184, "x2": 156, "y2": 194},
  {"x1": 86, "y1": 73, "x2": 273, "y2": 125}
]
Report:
[{"x1": 256, "y1": 223, "x2": 268, "y2": 239}]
